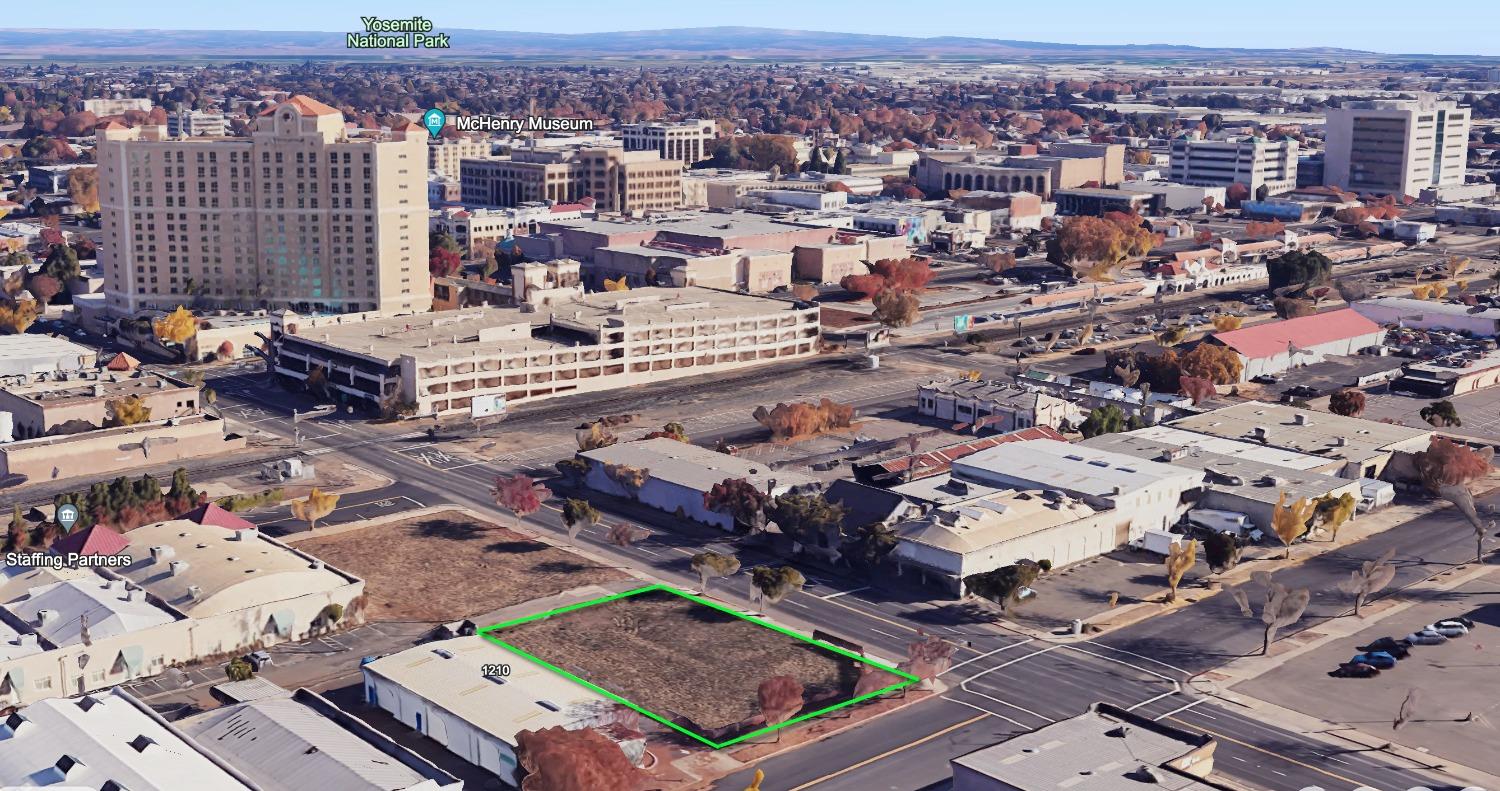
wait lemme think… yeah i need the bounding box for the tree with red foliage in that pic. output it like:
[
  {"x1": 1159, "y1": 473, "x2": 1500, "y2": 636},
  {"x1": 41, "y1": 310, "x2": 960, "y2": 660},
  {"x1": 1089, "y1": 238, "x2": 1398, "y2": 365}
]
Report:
[
  {"x1": 828, "y1": 181, "x2": 852, "y2": 193},
  {"x1": 1412, "y1": 437, "x2": 1495, "y2": 560},
  {"x1": 1194, "y1": 230, "x2": 1214, "y2": 245},
  {"x1": 1179, "y1": 376, "x2": 1217, "y2": 405},
  {"x1": 1225, "y1": 183, "x2": 1251, "y2": 208},
  {"x1": 429, "y1": 246, "x2": 462, "y2": 278},
  {"x1": 493, "y1": 474, "x2": 550, "y2": 528},
  {"x1": 703, "y1": 478, "x2": 771, "y2": 534},
  {"x1": 839, "y1": 273, "x2": 886, "y2": 301},
  {"x1": 1245, "y1": 220, "x2": 1285, "y2": 239},
  {"x1": 24, "y1": 273, "x2": 60, "y2": 305},
  {"x1": 757, "y1": 675, "x2": 805, "y2": 728},
  {"x1": 216, "y1": 340, "x2": 236, "y2": 359},
  {"x1": 514, "y1": 726, "x2": 642, "y2": 791},
  {"x1": 1328, "y1": 389, "x2": 1367, "y2": 417}
]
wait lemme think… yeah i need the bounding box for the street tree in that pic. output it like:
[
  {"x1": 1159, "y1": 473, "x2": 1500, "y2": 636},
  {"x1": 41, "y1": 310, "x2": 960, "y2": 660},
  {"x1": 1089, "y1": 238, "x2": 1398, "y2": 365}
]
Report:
[
  {"x1": 900, "y1": 631, "x2": 956, "y2": 688},
  {"x1": 1313, "y1": 492, "x2": 1357, "y2": 542},
  {"x1": 1164, "y1": 539, "x2": 1198, "y2": 602},
  {"x1": 1211, "y1": 314, "x2": 1243, "y2": 332},
  {"x1": 561, "y1": 498, "x2": 600, "y2": 543},
  {"x1": 606, "y1": 522, "x2": 649, "y2": 547},
  {"x1": 690, "y1": 550, "x2": 740, "y2": 593},
  {"x1": 514, "y1": 726, "x2": 642, "y2": 791},
  {"x1": 767, "y1": 493, "x2": 846, "y2": 554},
  {"x1": 1338, "y1": 548, "x2": 1397, "y2": 618},
  {"x1": 1179, "y1": 376, "x2": 1217, "y2": 405},
  {"x1": 225, "y1": 657, "x2": 254, "y2": 682},
  {"x1": 844, "y1": 522, "x2": 900, "y2": 574},
  {"x1": 963, "y1": 560, "x2": 1041, "y2": 612},
  {"x1": 1270, "y1": 492, "x2": 1315, "y2": 558},
  {"x1": 290, "y1": 487, "x2": 339, "y2": 531},
  {"x1": 575, "y1": 420, "x2": 618, "y2": 451},
  {"x1": 1412, "y1": 438, "x2": 1495, "y2": 561},
  {"x1": 703, "y1": 478, "x2": 771, "y2": 534},
  {"x1": 1232, "y1": 571, "x2": 1313, "y2": 655},
  {"x1": 749, "y1": 565, "x2": 806, "y2": 611},
  {"x1": 493, "y1": 474, "x2": 550, "y2": 528}
]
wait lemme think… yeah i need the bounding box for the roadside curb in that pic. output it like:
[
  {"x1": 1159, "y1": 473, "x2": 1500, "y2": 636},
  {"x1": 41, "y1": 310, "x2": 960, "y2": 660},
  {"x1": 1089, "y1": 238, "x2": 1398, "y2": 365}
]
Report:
[{"x1": 1192, "y1": 563, "x2": 1500, "y2": 789}]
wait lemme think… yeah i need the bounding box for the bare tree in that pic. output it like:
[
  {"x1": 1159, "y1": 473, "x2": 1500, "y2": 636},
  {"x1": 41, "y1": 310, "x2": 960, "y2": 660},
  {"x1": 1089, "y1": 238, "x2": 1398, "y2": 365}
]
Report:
[
  {"x1": 1239, "y1": 572, "x2": 1313, "y2": 655},
  {"x1": 1164, "y1": 539, "x2": 1198, "y2": 602},
  {"x1": 1337, "y1": 548, "x2": 1397, "y2": 618}
]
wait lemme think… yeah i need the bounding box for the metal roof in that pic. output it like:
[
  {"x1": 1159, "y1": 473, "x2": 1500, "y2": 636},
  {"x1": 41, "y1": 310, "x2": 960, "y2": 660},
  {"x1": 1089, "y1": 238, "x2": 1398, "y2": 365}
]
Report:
[{"x1": 185, "y1": 694, "x2": 445, "y2": 790}]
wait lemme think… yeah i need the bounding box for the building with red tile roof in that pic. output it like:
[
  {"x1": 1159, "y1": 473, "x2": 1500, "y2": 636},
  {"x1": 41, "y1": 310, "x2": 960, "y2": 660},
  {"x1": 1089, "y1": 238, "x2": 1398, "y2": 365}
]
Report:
[
  {"x1": 854, "y1": 425, "x2": 1067, "y2": 485},
  {"x1": 49, "y1": 524, "x2": 130, "y2": 558},
  {"x1": 178, "y1": 502, "x2": 258, "y2": 531}
]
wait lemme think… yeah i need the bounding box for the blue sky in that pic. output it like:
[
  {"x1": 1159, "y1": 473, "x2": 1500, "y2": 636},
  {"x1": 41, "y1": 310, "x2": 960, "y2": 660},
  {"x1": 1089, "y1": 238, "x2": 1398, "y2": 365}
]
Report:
[{"x1": 17, "y1": 0, "x2": 1500, "y2": 55}]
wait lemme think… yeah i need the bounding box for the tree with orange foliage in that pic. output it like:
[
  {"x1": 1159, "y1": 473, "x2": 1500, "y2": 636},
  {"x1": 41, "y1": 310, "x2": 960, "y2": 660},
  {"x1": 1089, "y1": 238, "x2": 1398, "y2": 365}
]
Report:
[
  {"x1": 1194, "y1": 229, "x2": 1214, "y2": 245},
  {"x1": 514, "y1": 726, "x2": 642, "y2": 791},
  {"x1": 871, "y1": 288, "x2": 921, "y2": 327},
  {"x1": 1179, "y1": 343, "x2": 1243, "y2": 385},
  {"x1": 1245, "y1": 220, "x2": 1285, "y2": 239},
  {"x1": 753, "y1": 398, "x2": 855, "y2": 440},
  {"x1": 1179, "y1": 376, "x2": 1217, "y2": 405},
  {"x1": 1329, "y1": 389, "x2": 1367, "y2": 417},
  {"x1": 870, "y1": 258, "x2": 933, "y2": 291}
]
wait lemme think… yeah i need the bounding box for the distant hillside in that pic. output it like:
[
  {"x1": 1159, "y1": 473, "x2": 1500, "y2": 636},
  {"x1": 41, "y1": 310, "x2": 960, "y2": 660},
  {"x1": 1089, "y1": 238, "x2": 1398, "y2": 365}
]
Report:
[{"x1": 0, "y1": 26, "x2": 1461, "y2": 62}]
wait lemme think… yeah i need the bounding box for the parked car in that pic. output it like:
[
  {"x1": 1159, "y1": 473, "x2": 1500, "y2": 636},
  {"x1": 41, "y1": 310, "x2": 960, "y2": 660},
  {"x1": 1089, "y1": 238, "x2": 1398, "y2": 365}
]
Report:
[
  {"x1": 1441, "y1": 616, "x2": 1476, "y2": 629},
  {"x1": 1284, "y1": 385, "x2": 1319, "y2": 398},
  {"x1": 1406, "y1": 630, "x2": 1447, "y2": 645},
  {"x1": 1071, "y1": 347, "x2": 1098, "y2": 355},
  {"x1": 1251, "y1": 374, "x2": 1280, "y2": 384},
  {"x1": 1329, "y1": 662, "x2": 1381, "y2": 679},
  {"x1": 1363, "y1": 642, "x2": 1410, "y2": 659},
  {"x1": 1376, "y1": 273, "x2": 1391, "y2": 282},
  {"x1": 1358, "y1": 636, "x2": 1414, "y2": 653},
  {"x1": 1349, "y1": 651, "x2": 1397, "y2": 669},
  {"x1": 1425, "y1": 622, "x2": 1468, "y2": 637}
]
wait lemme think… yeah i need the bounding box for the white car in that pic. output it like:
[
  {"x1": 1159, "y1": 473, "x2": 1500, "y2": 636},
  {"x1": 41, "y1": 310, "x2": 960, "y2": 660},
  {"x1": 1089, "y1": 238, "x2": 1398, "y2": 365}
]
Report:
[
  {"x1": 1425, "y1": 621, "x2": 1468, "y2": 637},
  {"x1": 1406, "y1": 630, "x2": 1447, "y2": 645}
]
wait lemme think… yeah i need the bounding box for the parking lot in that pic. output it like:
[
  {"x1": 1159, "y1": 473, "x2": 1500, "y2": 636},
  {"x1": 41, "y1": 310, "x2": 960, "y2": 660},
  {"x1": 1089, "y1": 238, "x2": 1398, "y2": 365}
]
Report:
[
  {"x1": 1361, "y1": 385, "x2": 1500, "y2": 443},
  {"x1": 1234, "y1": 573, "x2": 1500, "y2": 776}
]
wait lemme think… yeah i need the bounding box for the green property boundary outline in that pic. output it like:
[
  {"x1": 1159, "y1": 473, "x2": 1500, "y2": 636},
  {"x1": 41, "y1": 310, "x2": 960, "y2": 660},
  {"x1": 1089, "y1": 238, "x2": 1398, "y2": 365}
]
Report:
[{"x1": 477, "y1": 583, "x2": 920, "y2": 749}]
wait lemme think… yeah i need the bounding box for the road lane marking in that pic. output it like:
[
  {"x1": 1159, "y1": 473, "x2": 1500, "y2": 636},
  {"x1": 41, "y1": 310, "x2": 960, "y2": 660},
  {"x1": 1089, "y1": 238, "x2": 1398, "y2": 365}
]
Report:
[
  {"x1": 941, "y1": 696, "x2": 1028, "y2": 728},
  {"x1": 1152, "y1": 698, "x2": 1206, "y2": 721},
  {"x1": 869, "y1": 627, "x2": 903, "y2": 640},
  {"x1": 1167, "y1": 716, "x2": 1367, "y2": 788},
  {"x1": 939, "y1": 640, "x2": 1033, "y2": 677},
  {"x1": 1125, "y1": 690, "x2": 1178, "y2": 712},
  {"x1": 786, "y1": 713, "x2": 990, "y2": 791},
  {"x1": 820, "y1": 586, "x2": 870, "y2": 600}
]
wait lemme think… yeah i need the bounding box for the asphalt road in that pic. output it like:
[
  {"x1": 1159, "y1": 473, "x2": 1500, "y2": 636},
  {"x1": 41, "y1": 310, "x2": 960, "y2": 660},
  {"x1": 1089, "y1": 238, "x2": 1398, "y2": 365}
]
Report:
[{"x1": 192, "y1": 370, "x2": 1471, "y2": 791}]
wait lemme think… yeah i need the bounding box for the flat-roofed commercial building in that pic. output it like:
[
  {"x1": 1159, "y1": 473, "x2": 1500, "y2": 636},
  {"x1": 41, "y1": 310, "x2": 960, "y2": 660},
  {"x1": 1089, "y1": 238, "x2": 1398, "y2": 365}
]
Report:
[
  {"x1": 96, "y1": 95, "x2": 430, "y2": 317},
  {"x1": 0, "y1": 519, "x2": 364, "y2": 708},
  {"x1": 0, "y1": 334, "x2": 97, "y2": 376},
  {"x1": 0, "y1": 371, "x2": 198, "y2": 439},
  {"x1": 274, "y1": 287, "x2": 819, "y2": 417},
  {"x1": 621, "y1": 119, "x2": 716, "y2": 165},
  {"x1": 1324, "y1": 96, "x2": 1470, "y2": 197},
  {"x1": 1168, "y1": 401, "x2": 1434, "y2": 479},
  {"x1": 0, "y1": 688, "x2": 257, "y2": 790},
  {"x1": 363, "y1": 636, "x2": 632, "y2": 786},
  {"x1": 951, "y1": 703, "x2": 1221, "y2": 791},
  {"x1": 1169, "y1": 137, "x2": 1298, "y2": 197},
  {"x1": 183, "y1": 684, "x2": 462, "y2": 791}
]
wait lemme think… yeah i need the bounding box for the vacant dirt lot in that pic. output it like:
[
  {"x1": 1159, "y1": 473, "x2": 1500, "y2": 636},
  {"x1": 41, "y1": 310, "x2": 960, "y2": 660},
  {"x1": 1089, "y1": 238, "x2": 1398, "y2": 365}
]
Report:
[
  {"x1": 296, "y1": 510, "x2": 626, "y2": 621},
  {"x1": 498, "y1": 588, "x2": 869, "y2": 732}
]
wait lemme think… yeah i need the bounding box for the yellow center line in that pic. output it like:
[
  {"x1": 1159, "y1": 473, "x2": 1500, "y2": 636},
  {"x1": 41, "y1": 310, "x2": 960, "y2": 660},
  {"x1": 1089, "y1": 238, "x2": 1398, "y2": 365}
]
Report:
[
  {"x1": 786, "y1": 712, "x2": 991, "y2": 791},
  {"x1": 1165, "y1": 716, "x2": 1368, "y2": 788}
]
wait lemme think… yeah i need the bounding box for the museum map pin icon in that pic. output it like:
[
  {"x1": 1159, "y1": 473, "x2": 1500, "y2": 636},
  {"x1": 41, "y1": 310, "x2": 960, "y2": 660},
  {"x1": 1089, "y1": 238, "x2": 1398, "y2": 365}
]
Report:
[
  {"x1": 422, "y1": 108, "x2": 446, "y2": 138},
  {"x1": 56, "y1": 503, "x2": 80, "y2": 531}
]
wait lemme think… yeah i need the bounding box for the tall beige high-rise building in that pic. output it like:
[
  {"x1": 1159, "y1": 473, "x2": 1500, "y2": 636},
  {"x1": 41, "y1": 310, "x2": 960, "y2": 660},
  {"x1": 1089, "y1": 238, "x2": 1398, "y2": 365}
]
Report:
[
  {"x1": 1323, "y1": 96, "x2": 1470, "y2": 197},
  {"x1": 97, "y1": 95, "x2": 431, "y2": 317}
]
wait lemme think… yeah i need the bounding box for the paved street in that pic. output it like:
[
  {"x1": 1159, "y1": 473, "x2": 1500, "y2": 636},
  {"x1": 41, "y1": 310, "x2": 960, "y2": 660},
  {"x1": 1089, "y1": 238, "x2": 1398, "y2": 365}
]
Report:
[{"x1": 184, "y1": 366, "x2": 1476, "y2": 791}]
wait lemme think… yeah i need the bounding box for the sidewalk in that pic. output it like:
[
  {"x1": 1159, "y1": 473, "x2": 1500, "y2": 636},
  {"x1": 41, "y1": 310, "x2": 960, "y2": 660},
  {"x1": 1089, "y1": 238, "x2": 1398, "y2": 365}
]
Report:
[{"x1": 1190, "y1": 563, "x2": 1500, "y2": 791}]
